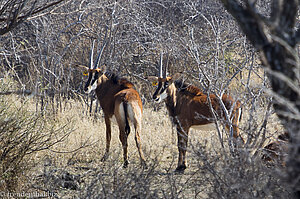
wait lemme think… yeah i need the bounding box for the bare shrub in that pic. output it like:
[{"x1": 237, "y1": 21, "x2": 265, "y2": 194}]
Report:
[
  {"x1": 0, "y1": 80, "x2": 73, "y2": 191},
  {"x1": 190, "y1": 141, "x2": 292, "y2": 199},
  {"x1": 83, "y1": 161, "x2": 158, "y2": 198},
  {"x1": 79, "y1": 151, "x2": 210, "y2": 199}
]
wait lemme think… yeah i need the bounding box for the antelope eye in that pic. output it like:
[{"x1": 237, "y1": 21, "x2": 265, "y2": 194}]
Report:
[
  {"x1": 83, "y1": 71, "x2": 89, "y2": 76},
  {"x1": 152, "y1": 81, "x2": 158, "y2": 87}
]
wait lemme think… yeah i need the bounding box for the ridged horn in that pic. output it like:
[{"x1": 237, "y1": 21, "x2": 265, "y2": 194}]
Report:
[
  {"x1": 84, "y1": 40, "x2": 96, "y2": 91},
  {"x1": 94, "y1": 40, "x2": 106, "y2": 70},
  {"x1": 163, "y1": 52, "x2": 169, "y2": 78},
  {"x1": 94, "y1": 47, "x2": 101, "y2": 69},
  {"x1": 89, "y1": 40, "x2": 95, "y2": 69},
  {"x1": 159, "y1": 52, "x2": 163, "y2": 78}
]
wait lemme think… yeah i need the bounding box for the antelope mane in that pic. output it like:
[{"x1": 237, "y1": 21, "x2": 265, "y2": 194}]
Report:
[{"x1": 174, "y1": 80, "x2": 203, "y2": 96}]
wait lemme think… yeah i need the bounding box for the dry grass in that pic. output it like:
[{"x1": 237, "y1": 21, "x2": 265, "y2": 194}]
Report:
[
  {"x1": 0, "y1": 93, "x2": 290, "y2": 198},
  {"x1": 50, "y1": 101, "x2": 225, "y2": 170}
]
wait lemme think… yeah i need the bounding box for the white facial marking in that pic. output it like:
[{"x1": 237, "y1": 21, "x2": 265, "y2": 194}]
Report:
[
  {"x1": 154, "y1": 97, "x2": 162, "y2": 103},
  {"x1": 87, "y1": 81, "x2": 97, "y2": 93},
  {"x1": 154, "y1": 91, "x2": 168, "y2": 103},
  {"x1": 160, "y1": 92, "x2": 168, "y2": 101}
]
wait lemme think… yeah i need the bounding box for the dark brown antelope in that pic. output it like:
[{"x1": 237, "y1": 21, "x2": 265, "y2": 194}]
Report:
[
  {"x1": 83, "y1": 42, "x2": 146, "y2": 168},
  {"x1": 148, "y1": 62, "x2": 243, "y2": 172},
  {"x1": 261, "y1": 132, "x2": 289, "y2": 167}
]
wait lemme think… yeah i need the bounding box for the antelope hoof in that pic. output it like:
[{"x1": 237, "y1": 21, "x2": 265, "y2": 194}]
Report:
[
  {"x1": 175, "y1": 165, "x2": 186, "y2": 173},
  {"x1": 123, "y1": 160, "x2": 129, "y2": 168}
]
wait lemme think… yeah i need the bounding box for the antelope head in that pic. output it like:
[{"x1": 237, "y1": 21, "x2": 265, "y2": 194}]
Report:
[
  {"x1": 83, "y1": 41, "x2": 104, "y2": 94},
  {"x1": 148, "y1": 54, "x2": 181, "y2": 103}
]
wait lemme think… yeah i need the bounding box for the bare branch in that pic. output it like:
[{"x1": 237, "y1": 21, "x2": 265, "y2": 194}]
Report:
[
  {"x1": 0, "y1": 0, "x2": 66, "y2": 35},
  {"x1": 220, "y1": 0, "x2": 270, "y2": 50}
]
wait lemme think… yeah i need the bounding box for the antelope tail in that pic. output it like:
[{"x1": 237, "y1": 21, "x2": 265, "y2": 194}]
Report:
[{"x1": 123, "y1": 102, "x2": 131, "y2": 136}]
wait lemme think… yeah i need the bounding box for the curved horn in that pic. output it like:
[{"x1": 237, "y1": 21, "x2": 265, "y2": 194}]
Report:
[
  {"x1": 94, "y1": 40, "x2": 107, "y2": 69},
  {"x1": 89, "y1": 40, "x2": 95, "y2": 69},
  {"x1": 159, "y1": 52, "x2": 163, "y2": 78},
  {"x1": 163, "y1": 52, "x2": 169, "y2": 78},
  {"x1": 94, "y1": 48, "x2": 101, "y2": 69},
  {"x1": 84, "y1": 40, "x2": 96, "y2": 91}
]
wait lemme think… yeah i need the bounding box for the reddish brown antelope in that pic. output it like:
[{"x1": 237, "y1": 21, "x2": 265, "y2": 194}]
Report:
[
  {"x1": 148, "y1": 64, "x2": 243, "y2": 172},
  {"x1": 83, "y1": 43, "x2": 146, "y2": 168}
]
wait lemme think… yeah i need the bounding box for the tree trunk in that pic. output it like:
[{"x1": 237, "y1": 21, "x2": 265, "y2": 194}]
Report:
[{"x1": 220, "y1": 0, "x2": 300, "y2": 197}]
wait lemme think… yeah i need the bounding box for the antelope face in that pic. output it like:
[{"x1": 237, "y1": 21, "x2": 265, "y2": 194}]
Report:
[
  {"x1": 84, "y1": 69, "x2": 101, "y2": 94},
  {"x1": 82, "y1": 39, "x2": 104, "y2": 94},
  {"x1": 149, "y1": 74, "x2": 181, "y2": 103},
  {"x1": 148, "y1": 76, "x2": 173, "y2": 103},
  {"x1": 152, "y1": 81, "x2": 170, "y2": 103},
  {"x1": 148, "y1": 73, "x2": 181, "y2": 103}
]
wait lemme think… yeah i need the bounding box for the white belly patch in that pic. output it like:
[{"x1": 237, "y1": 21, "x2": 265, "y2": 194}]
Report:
[{"x1": 191, "y1": 123, "x2": 216, "y2": 131}]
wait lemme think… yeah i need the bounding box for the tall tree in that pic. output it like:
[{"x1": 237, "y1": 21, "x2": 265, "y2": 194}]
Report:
[{"x1": 220, "y1": 0, "x2": 300, "y2": 197}]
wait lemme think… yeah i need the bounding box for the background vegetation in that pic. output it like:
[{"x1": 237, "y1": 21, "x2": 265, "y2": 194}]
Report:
[{"x1": 0, "y1": 0, "x2": 298, "y2": 198}]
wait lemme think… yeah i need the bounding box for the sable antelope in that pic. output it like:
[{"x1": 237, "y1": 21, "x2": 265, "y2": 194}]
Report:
[
  {"x1": 148, "y1": 62, "x2": 243, "y2": 172},
  {"x1": 83, "y1": 42, "x2": 146, "y2": 168},
  {"x1": 261, "y1": 132, "x2": 289, "y2": 167}
]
